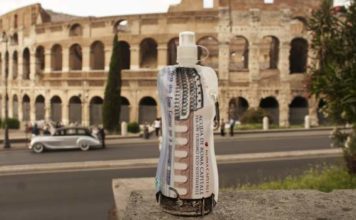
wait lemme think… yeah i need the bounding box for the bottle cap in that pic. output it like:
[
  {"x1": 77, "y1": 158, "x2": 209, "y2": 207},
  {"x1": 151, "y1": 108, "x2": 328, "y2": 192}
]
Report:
[{"x1": 177, "y1": 31, "x2": 198, "y2": 65}]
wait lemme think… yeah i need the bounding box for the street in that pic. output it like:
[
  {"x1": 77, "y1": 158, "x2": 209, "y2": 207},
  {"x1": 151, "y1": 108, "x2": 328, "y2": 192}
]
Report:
[
  {"x1": 0, "y1": 156, "x2": 342, "y2": 220},
  {"x1": 0, "y1": 131, "x2": 331, "y2": 166},
  {"x1": 0, "y1": 131, "x2": 342, "y2": 219}
]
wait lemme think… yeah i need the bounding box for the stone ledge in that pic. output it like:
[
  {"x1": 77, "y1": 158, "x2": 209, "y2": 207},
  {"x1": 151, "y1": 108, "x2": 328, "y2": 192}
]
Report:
[{"x1": 112, "y1": 178, "x2": 356, "y2": 220}]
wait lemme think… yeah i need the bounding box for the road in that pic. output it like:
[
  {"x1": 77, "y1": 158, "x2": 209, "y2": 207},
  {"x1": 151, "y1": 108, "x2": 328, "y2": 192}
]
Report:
[
  {"x1": 0, "y1": 156, "x2": 342, "y2": 220},
  {"x1": 0, "y1": 132, "x2": 331, "y2": 166}
]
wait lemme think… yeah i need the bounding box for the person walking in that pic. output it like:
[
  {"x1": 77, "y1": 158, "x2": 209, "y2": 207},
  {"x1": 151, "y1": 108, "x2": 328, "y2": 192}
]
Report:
[
  {"x1": 220, "y1": 119, "x2": 226, "y2": 136},
  {"x1": 143, "y1": 122, "x2": 150, "y2": 139},
  {"x1": 98, "y1": 126, "x2": 106, "y2": 148},
  {"x1": 154, "y1": 118, "x2": 161, "y2": 137},
  {"x1": 229, "y1": 118, "x2": 236, "y2": 136}
]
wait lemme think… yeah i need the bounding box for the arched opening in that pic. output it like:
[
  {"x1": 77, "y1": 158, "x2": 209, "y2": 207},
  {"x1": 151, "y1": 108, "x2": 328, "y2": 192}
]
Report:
[
  {"x1": 167, "y1": 37, "x2": 179, "y2": 65},
  {"x1": 22, "y1": 95, "x2": 30, "y2": 121},
  {"x1": 12, "y1": 95, "x2": 18, "y2": 119},
  {"x1": 120, "y1": 96, "x2": 130, "y2": 123},
  {"x1": 289, "y1": 38, "x2": 308, "y2": 73},
  {"x1": 35, "y1": 46, "x2": 45, "y2": 74},
  {"x1": 69, "y1": 23, "x2": 83, "y2": 37},
  {"x1": 51, "y1": 96, "x2": 62, "y2": 123},
  {"x1": 12, "y1": 51, "x2": 18, "y2": 79},
  {"x1": 0, "y1": 53, "x2": 2, "y2": 77},
  {"x1": 197, "y1": 36, "x2": 219, "y2": 69},
  {"x1": 118, "y1": 41, "x2": 130, "y2": 70},
  {"x1": 89, "y1": 96, "x2": 103, "y2": 125},
  {"x1": 90, "y1": 41, "x2": 105, "y2": 70},
  {"x1": 35, "y1": 95, "x2": 45, "y2": 121},
  {"x1": 259, "y1": 97, "x2": 279, "y2": 124},
  {"x1": 12, "y1": 33, "x2": 18, "y2": 45},
  {"x1": 69, "y1": 44, "x2": 82, "y2": 71},
  {"x1": 5, "y1": 51, "x2": 9, "y2": 79},
  {"x1": 113, "y1": 20, "x2": 128, "y2": 33},
  {"x1": 228, "y1": 97, "x2": 249, "y2": 120},
  {"x1": 14, "y1": 15, "x2": 18, "y2": 28},
  {"x1": 139, "y1": 97, "x2": 157, "y2": 124},
  {"x1": 140, "y1": 38, "x2": 157, "y2": 68},
  {"x1": 23, "y1": 48, "x2": 30, "y2": 80},
  {"x1": 69, "y1": 96, "x2": 82, "y2": 124},
  {"x1": 51, "y1": 44, "x2": 62, "y2": 71},
  {"x1": 260, "y1": 36, "x2": 279, "y2": 69},
  {"x1": 230, "y1": 36, "x2": 249, "y2": 71},
  {"x1": 289, "y1": 96, "x2": 308, "y2": 125}
]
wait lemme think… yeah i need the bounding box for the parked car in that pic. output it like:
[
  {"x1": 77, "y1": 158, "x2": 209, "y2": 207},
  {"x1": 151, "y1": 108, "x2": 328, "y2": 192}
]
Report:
[{"x1": 29, "y1": 127, "x2": 103, "y2": 153}]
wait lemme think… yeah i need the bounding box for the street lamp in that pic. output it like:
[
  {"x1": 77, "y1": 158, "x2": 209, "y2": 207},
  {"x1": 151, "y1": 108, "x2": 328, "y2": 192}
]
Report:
[{"x1": 2, "y1": 33, "x2": 11, "y2": 149}]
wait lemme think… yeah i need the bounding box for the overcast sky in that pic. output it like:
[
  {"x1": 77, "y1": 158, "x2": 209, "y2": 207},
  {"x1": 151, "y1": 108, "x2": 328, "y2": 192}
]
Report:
[{"x1": 0, "y1": 0, "x2": 350, "y2": 17}]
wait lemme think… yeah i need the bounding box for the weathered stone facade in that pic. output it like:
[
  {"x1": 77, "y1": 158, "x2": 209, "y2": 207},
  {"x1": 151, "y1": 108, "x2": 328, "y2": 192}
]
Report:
[{"x1": 0, "y1": 0, "x2": 326, "y2": 127}]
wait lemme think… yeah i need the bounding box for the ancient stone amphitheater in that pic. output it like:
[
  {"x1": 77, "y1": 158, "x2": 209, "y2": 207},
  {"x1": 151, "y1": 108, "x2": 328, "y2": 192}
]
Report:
[{"x1": 0, "y1": 0, "x2": 327, "y2": 127}]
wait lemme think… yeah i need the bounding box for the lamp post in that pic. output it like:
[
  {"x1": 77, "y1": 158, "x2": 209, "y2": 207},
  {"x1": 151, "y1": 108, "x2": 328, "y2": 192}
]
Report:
[{"x1": 2, "y1": 33, "x2": 11, "y2": 149}]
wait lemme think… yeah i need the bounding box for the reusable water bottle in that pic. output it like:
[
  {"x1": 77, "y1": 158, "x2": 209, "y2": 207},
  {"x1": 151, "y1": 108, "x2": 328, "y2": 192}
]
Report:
[{"x1": 155, "y1": 31, "x2": 219, "y2": 216}]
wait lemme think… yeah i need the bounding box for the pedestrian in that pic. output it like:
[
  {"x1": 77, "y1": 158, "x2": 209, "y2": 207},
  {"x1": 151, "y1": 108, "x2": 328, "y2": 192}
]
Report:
[
  {"x1": 32, "y1": 123, "x2": 40, "y2": 136},
  {"x1": 154, "y1": 118, "x2": 161, "y2": 137},
  {"x1": 220, "y1": 119, "x2": 226, "y2": 136},
  {"x1": 229, "y1": 118, "x2": 235, "y2": 136},
  {"x1": 143, "y1": 122, "x2": 150, "y2": 139},
  {"x1": 98, "y1": 126, "x2": 106, "y2": 148}
]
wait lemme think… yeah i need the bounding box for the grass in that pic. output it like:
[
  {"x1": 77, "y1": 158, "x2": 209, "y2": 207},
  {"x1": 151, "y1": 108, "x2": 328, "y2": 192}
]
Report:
[{"x1": 232, "y1": 165, "x2": 356, "y2": 192}]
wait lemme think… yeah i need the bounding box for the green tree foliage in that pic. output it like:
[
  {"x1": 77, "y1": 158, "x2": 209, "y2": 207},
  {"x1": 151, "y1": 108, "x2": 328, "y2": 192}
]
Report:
[
  {"x1": 103, "y1": 34, "x2": 122, "y2": 132},
  {"x1": 308, "y1": 0, "x2": 356, "y2": 125}
]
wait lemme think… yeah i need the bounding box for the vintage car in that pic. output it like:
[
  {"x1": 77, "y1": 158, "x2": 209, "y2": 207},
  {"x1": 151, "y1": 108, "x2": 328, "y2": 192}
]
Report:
[{"x1": 29, "y1": 127, "x2": 103, "y2": 153}]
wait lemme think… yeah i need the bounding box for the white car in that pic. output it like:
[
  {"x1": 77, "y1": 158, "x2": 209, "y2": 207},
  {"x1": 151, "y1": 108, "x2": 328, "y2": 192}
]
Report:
[{"x1": 29, "y1": 127, "x2": 103, "y2": 153}]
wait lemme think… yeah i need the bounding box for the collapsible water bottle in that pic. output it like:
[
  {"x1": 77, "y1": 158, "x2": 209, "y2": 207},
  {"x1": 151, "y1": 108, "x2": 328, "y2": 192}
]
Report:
[{"x1": 155, "y1": 31, "x2": 219, "y2": 216}]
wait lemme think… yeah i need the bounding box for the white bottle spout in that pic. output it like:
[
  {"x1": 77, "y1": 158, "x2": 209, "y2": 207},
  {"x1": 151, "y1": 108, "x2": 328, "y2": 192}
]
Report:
[{"x1": 177, "y1": 31, "x2": 198, "y2": 66}]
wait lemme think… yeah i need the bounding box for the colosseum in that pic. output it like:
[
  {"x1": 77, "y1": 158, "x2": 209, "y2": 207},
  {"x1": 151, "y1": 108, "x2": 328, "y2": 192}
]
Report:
[{"x1": 0, "y1": 0, "x2": 327, "y2": 128}]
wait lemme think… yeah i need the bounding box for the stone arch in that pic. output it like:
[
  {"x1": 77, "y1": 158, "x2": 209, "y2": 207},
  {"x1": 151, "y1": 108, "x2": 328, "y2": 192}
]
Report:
[
  {"x1": 35, "y1": 95, "x2": 45, "y2": 121},
  {"x1": 35, "y1": 46, "x2": 45, "y2": 74},
  {"x1": 140, "y1": 38, "x2": 157, "y2": 68},
  {"x1": 120, "y1": 96, "x2": 130, "y2": 123},
  {"x1": 289, "y1": 96, "x2": 308, "y2": 125},
  {"x1": 113, "y1": 19, "x2": 128, "y2": 33},
  {"x1": 259, "y1": 96, "x2": 279, "y2": 124},
  {"x1": 90, "y1": 41, "x2": 105, "y2": 70},
  {"x1": 69, "y1": 23, "x2": 83, "y2": 37},
  {"x1": 289, "y1": 38, "x2": 308, "y2": 74},
  {"x1": 51, "y1": 96, "x2": 62, "y2": 122},
  {"x1": 22, "y1": 95, "x2": 30, "y2": 121},
  {"x1": 260, "y1": 36, "x2": 279, "y2": 69},
  {"x1": 23, "y1": 48, "x2": 30, "y2": 80},
  {"x1": 5, "y1": 51, "x2": 9, "y2": 79},
  {"x1": 0, "y1": 52, "x2": 2, "y2": 77},
  {"x1": 167, "y1": 37, "x2": 179, "y2": 65},
  {"x1": 139, "y1": 97, "x2": 157, "y2": 124},
  {"x1": 12, "y1": 51, "x2": 18, "y2": 79},
  {"x1": 89, "y1": 96, "x2": 103, "y2": 125},
  {"x1": 12, "y1": 95, "x2": 19, "y2": 119},
  {"x1": 69, "y1": 44, "x2": 83, "y2": 71},
  {"x1": 69, "y1": 96, "x2": 82, "y2": 124},
  {"x1": 51, "y1": 44, "x2": 62, "y2": 71},
  {"x1": 12, "y1": 33, "x2": 18, "y2": 45},
  {"x1": 197, "y1": 36, "x2": 219, "y2": 69},
  {"x1": 118, "y1": 41, "x2": 131, "y2": 70},
  {"x1": 228, "y1": 97, "x2": 249, "y2": 120},
  {"x1": 230, "y1": 36, "x2": 249, "y2": 71}
]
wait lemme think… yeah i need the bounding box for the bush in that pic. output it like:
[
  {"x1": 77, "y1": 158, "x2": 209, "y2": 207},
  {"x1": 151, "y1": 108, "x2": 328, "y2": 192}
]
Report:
[
  {"x1": 1, "y1": 118, "x2": 20, "y2": 129},
  {"x1": 240, "y1": 108, "x2": 268, "y2": 124},
  {"x1": 127, "y1": 122, "x2": 140, "y2": 133}
]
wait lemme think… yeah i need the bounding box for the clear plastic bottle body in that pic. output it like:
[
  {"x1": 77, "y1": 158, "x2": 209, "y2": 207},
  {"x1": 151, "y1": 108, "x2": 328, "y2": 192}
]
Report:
[{"x1": 155, "y1": 64, "x2": 219, "y2": 215}]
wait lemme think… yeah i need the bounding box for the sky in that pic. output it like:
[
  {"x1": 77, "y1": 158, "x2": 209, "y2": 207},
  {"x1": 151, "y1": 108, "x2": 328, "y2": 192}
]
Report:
[{"x1": 0, "y1": 0, "x2": 350, "y2": 17}]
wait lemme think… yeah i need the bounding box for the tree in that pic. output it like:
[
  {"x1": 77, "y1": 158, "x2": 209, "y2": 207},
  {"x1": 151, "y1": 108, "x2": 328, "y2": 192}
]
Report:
[
  {"x1": 308, "y1": 0, "x2": 356, "y2": 173},
  {"x1": 103, "y1": 34, "x2": 122, "y2": 132}
]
